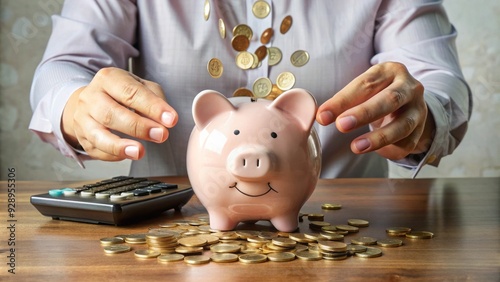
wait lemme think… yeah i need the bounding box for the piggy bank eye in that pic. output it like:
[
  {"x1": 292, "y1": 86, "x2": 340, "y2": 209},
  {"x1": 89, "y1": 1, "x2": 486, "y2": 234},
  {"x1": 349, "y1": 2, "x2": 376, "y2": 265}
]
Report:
[
  {"x1": 271, "y1": 132, "x2": 277, "y2": 138},
  {"x1": 234, "y1": 129, "x2": 240, "y2": 135}
]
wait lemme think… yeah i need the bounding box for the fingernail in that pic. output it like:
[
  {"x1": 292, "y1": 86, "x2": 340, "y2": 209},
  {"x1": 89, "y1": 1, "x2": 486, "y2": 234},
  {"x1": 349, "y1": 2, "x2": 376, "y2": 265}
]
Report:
[
  {"x1": 338, "y1": 116, "x2": 357, "y2": 131},
  {"x1": 149, "y1": 128, "x2": 163, "y2": 142},
  {"x1": 354, "y1": 139, "x2": 371, "y2": 152},
  {"x1": 125, "y1": 146, "x2": 139, "y2": 159},
  {"x1": 318, "y1": 111, "x2": 334, "y2": 125},
  {"x1": 162, "y1": 112, "x2": 174, "y2": 126}
]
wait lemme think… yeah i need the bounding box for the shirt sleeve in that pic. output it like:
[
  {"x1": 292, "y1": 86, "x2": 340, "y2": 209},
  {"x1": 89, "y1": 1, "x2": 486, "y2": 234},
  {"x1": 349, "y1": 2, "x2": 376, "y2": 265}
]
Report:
[
  {"x1": 28, "y1": 0, "x2": 139, "y2": 166},
  {"x1": 371, "y1": 0, "x2": 472, "y2": 177}
]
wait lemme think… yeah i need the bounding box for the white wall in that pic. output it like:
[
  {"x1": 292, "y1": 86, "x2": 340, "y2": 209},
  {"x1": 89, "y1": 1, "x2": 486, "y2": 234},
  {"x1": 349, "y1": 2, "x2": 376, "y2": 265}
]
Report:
[{"x1": 1, "y1": 0, "x2": 498, "y2": 180}]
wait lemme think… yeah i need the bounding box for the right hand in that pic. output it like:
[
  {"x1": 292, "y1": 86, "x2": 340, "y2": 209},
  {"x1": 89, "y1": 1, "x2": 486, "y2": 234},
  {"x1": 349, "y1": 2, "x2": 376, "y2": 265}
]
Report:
[{"x1": 62, "y1": 67, "x2": 178, "y2": 161}]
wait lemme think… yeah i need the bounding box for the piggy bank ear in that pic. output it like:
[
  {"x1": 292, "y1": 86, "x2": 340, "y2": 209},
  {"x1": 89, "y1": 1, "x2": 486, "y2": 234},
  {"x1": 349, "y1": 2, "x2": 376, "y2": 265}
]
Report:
[
  {"x1": 269, "y1": 88, "x2": 317, "y2": 131},
  {"x1": 192, "y1": 90, "x2": 236, "y2": 130}
]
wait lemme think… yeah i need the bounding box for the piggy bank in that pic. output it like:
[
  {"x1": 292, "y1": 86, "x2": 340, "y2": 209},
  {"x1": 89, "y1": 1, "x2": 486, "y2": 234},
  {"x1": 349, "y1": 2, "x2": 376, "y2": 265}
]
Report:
[{"x1": 186, "y1": 88, "x2": 321, "y2": 232}]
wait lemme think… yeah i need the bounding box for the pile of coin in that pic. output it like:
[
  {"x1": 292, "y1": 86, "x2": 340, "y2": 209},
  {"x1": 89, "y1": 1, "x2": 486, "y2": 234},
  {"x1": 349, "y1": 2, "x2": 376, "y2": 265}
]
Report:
[
  {"x1": 204, "y1": 0, "x2": 309, "y2": 100},
  {"x1": 100, "y1": 203, "x2": 434, "y2": 265}
]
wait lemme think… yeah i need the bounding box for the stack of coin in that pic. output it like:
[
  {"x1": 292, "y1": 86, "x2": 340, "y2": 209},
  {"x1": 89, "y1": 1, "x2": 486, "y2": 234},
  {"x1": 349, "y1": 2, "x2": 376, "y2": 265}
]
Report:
[
  {"x1": 318, "y1": 241, "x2": 349, "y2": 260},
  {"x1": 146, "y1": 231, "x2": 179, "y2": 254}
]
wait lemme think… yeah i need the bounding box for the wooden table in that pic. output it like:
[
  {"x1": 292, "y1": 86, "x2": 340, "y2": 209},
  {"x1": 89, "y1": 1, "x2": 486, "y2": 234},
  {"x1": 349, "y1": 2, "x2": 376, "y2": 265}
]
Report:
[{"x1": 1, "y1": 177, "x2": 499, "y2": 281}]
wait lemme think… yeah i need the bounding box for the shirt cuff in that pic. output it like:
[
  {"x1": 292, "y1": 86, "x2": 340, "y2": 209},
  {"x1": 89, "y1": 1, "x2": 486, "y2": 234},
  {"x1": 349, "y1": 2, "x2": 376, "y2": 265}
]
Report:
[{"x1": 390, "y1": 90, "x2": 449, "y2": 177}]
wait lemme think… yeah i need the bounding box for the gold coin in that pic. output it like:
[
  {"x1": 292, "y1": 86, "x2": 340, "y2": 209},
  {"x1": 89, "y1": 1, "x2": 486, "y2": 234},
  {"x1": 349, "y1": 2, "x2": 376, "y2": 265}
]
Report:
[
  {"x1": 233, "y1": 24, "x2": 253, "y2": 40},
  {"x1": 233, "y1": 87, "x2": 253, "y2": 97},
  {"x1": 177, "y1": 237, "x2": 207, "y2": 247},
  {"x1": 348, "y1": 219, "x2": 370, "y2": 227},
  {"x1": 318, "y1": 241, "x2": 347, "y2": 252},
  {"x1": 377, "y1": 238, "x2": 403, "y2": 247},
  {"x1": 231, "y1": 34, "x2": 250, "y2": 51},
  {"x1": 211, "y1": 253, "x2": 239, "y2": 263},
  {"x1": 271, "y1": 237, "x2": 297, "y2": 248},
  {"x1": 218, "y1": 18, "x2": 226, "y2": 39},
  {"x1": 252, "y1": 77, "x2": 272, "y2": 98},
  {"x1": 321, "y1": 203, "x2": 342, "y2": 210},
  {"x1": 254, "y1": 45, "x2": 268, "y2": 62},
  {"x1": 203, "y1": 0, "x2": 210, "y2": 21},
  {"x1": 309, "y1": 221, "x2": 331, "y2": 230},
  {"x1": 267, "y1": 47, "x2": 282, "y2": 66},
  {"x1": 184, "y1": 255, "x2": 211, "y2": 265},
  {"x1": 103, "y1": 245, "x2": 131, "y2": 254},
  {"x1": 260, "y1": 27, "x2": 274, "y2": 44},
  {"x1": 124, "y1": 234, "x2": 147, "y2": 244},
  {"x1": 174, "y1": 246, "x2": 203, "y2": 254},
  {"x1": 319, "y1": 232, "x2": 344, "y2": 241},
  {"x1": 290, "y1": 50, "x2": 310, "y2": 67},
  {"x1": 235, "y1": 51, "x2": 254, "y2": 70},
  {"x1": 289, "y1": 233, "x2": 316, "y2": 244},
  {"x1": 276, "y1": 71, "x2": 294, "y2": 90},
  {"x1": 347, "y1": 244, "x2": 367, "y2": 254},
  {"x1": 250, "y1": 52, "x2": 260, "y2": 69},
  {"x1": 354, "y1": 247, "x2": 383, "y2": 258},
  {"x1": 157, "y1": 253, "x2": 184, "y2": 263},
  {"x1": 280, "y1": 15, "x2": 293, "y2": 34},
  {"x1": 350, "y1": 236, "x2": 377, "y2": 246},
  {"x1": 335, "y1": 224, "x2": 359, "y2": 233},
  {"x1": 323, "y1": 254, "x2": 348, "y2": 261},
  {"x1": 252, "y1": 0, "x2": 271, "y2": 19},
  {"x1": 100, "y1": 237, "x2": 124, "y2": 245},
  {"x1": 406, "y1": 231, "x2": 434, "y2": 239},
  {"x1": 386, "y1": 227, "x2": 412, "y2": 234},
  {"x1": 210, "y1": 243, "x2": 241, "y2": 253},
  {"x1": 267, "y1": 252, "x2": 296, "y2": 262},
  {"x1": 307, "y1": 213, "x2": 324, "y2": 221},
  {"x1": 320, "y1": 225, "x2": 338, "y2": 233},
  {"x1": 195, "y1": 234, "x2": 220, "y2": 245},
  {"x1": 134, "y1": 249, "x2": 161, "y2": 259},
  {"x1": 238, "y1": 253, "x2": 268, "y2": 264},
  {"x1": 158, "y1": 223, "x2": 178, "y2": 228},
  {"x1": 295, "y1": 250, "x2": 322, "y2": 261}
]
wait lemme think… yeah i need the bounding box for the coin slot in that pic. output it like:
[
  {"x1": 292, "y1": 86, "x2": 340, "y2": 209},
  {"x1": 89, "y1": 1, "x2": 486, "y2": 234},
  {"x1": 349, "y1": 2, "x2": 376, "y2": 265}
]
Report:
[{"x1": 257, "y1": 159, "x2": 260, "y2": 167}]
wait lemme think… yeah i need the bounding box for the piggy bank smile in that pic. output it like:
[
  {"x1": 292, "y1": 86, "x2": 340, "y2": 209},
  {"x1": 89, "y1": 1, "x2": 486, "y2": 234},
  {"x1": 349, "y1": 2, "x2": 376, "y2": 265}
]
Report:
[{"x1": 229, "y1": 182, "x2": 278, "y2": 197}]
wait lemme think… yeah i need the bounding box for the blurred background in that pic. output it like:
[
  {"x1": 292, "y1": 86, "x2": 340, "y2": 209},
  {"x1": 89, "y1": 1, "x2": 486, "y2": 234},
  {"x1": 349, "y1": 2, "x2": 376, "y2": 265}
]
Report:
[{"x1": 1, "y1": 0, "x2": 499, "y2": 180}]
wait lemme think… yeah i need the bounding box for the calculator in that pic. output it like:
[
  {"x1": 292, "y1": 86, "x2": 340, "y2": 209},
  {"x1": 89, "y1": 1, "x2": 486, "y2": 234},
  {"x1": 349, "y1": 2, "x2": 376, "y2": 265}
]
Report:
[{"x1": 30, "y1": 176, "x2": 194, "y2": 225}]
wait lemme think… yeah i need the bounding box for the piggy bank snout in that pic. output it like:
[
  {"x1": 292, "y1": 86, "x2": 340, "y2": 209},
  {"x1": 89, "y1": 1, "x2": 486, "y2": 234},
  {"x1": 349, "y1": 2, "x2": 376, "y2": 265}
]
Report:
[{"x1": 227, "y1": 146, "x2": 273, "y2": 180}]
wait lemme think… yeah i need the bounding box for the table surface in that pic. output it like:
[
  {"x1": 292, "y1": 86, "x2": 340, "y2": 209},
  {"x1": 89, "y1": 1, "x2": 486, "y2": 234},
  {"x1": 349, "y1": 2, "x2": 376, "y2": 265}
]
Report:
[{"x1": 1, "y1": 177, "x2": 499, "y2": 281}]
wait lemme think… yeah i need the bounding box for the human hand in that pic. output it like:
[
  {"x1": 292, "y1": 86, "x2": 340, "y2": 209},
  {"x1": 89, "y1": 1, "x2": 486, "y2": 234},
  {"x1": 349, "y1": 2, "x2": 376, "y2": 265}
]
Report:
[
  {"x1": 62, "y1": 67, "x2": 178, "y2": 161},
  {"x1": 316, "y1": 62, "x2": 435, "y2": 160}
]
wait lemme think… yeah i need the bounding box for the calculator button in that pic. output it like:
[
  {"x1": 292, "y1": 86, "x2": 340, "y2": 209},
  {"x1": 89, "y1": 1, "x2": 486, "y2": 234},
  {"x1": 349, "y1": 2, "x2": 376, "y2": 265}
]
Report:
[
  {"x1": 133, "y1": 189, "x2": 150, "y2": 196},
  {"x1": 145, "y1": 187, "x2": 163, "y2": 194},
  {"x1": 49, "y1": 189, "x2": 63, "y2": 197},
  {"x1": 80, "y1": 191, "x2": 95, "y2": 197},
  {"x1": 121, "y1": 192, "x2": 134, "y2": 197},
  {"x1": 95, "y1": 192, "x2": 110, "y2": 199},
  {"x1": 62, "y1": 189, "x2": 77, "y2": 196},
  {"x1": 110, "y1": 194, "x2": 128, "y2": 201},
  {"x1": 154, "y1": 183, "x2": 178, "y2": 189}
]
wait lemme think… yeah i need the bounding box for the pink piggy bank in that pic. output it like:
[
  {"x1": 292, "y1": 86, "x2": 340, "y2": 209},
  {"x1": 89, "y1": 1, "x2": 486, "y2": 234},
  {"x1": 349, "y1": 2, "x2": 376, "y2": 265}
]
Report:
[{"x1": 186, "y1": 88, "x2": 321, "y2": 232}]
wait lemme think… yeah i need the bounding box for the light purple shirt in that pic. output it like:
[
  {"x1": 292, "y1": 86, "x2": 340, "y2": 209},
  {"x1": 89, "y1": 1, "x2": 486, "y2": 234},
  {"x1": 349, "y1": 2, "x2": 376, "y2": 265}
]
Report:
[{"x1": 29, "y1": 0, "x2": 471, "y2": 178}]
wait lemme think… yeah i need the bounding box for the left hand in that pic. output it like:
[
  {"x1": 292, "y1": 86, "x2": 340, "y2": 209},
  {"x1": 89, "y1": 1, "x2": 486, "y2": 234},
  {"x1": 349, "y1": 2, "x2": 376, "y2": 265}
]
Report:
[{"x1": 316, "y1": 62, "x2": 435, "y2": 160}]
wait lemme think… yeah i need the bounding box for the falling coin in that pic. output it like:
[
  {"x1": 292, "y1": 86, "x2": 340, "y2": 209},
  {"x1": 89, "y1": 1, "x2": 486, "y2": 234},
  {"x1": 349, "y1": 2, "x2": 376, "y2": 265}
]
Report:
[
  {"x1": 203, "y1": 0, "x2": 210, "y2": 21},
  {"x1": 252, "y1": 0, "x2": 271, "y2": 19},
  {"x1": 267, "y1": 47, "x2": 282, "y2": 66},
  {"x1": 290, "y1": 50, "x2": 310, "y2": 67},
  {"x1": 252, "y1": 77, "x2": 273, "y2": 98},
  {"x1": 280, "y1": 15, "x2": 293, "y2": 34},
  {"x1": 207, "y1": 58, "x2": 223, "y2": 78},
  {"x1": 260, "y1": 27, "x2": 274, "y2": 44},
  {"x1": 276, "y1": 71, "x2": 296, "y2": 91},
  {"x1": 231, "y1": 34, "x2": 250, "y2": 51},
  {"x1": 218, "y1": 18, "x2": 226, "y2": 39}
]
